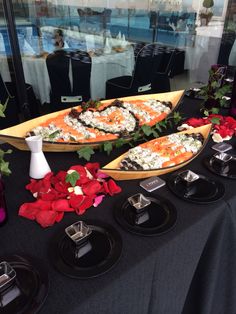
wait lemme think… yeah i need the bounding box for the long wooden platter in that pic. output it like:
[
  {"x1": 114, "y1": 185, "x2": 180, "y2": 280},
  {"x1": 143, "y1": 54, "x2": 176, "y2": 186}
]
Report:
[
  {"x1": 101, "y1": 124, "x2": 212, "y2": 181},
  {"x1": 0, "y1": 90, "x2": 184, "y2": 152}
]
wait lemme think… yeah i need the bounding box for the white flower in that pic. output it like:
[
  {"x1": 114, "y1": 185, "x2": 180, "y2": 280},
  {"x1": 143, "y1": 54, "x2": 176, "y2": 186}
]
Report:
[
  {"x1": 67, "y1": 186, "x2": 83, "y2": 195},
  {"x1": 212, "y1": 133, "x2": 224, "y2": 143},
  {"x1": 74, "y1": 186, "x2": 83, "y2": 195},
  {"x1": 177, "y1": 124, "x2": 194, "y2": 131},
  {"x1": 212, "y1": 132, "x2": 232, "y2": 143}
]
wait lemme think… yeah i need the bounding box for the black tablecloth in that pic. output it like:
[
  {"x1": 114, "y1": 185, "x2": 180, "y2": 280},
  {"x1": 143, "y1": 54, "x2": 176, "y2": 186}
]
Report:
[{"x1": 1, "y1": 97, "x2": 236, "y2": 314}]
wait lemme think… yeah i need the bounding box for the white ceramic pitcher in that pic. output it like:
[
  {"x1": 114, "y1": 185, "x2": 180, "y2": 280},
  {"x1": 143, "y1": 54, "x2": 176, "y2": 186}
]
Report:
[{"x1": 25, "y1": 135, "x2": 51, "y2": 179}]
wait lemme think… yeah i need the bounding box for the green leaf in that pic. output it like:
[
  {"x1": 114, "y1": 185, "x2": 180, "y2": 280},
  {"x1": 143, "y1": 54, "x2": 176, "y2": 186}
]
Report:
[
  {"x1": 49, "y1": 130, "x2": 60, "y2": 139},
  {"x1": 103, "y1": 142, "x2": 113, "y2": 155},
  {"x1": 141, "y1": 125, "x2": 153, "y2": 136},
  {"x1": 211, "y1": 107, "x2": 220, "y2": 114},
  {"x1": 173, "y1": 111, "x2": 183, "y2": 124},
  {"x1": 132, "y1": 130, "x2": 141, "y2": 142},
  {"x1": 210, "y1": 117, "x2": 220, "y2": 125},
  {"x1": 158, "y1": 120, "x2": 167, "y2": 129},
  {"x1": 0, "y1": 160, "x2": 11, "y2": 176},
  {"x1": 77, "y1": 146, "x2": 95, "y2": 161},
  {"x1": 65, "y1": 171, "x2": 80, "y2": 187},
  {"x1": 203, "y1": 109, "x2": 209, "y2": 116},
  {"x1": 152, "y1": 130, "x2": 159, "y2": 138},
  {"x1": 155, "y1": 123, "x2": 162, "y2": 132},
  {"x1": 115, "y1": 138, "x2": 126, "y2": 148},
  {"x1": 0, "y1": 98, "x2": 8, "y2": 118},
  {"x1": 211, "y1": 81, "x2": 219, "y2": 89}
]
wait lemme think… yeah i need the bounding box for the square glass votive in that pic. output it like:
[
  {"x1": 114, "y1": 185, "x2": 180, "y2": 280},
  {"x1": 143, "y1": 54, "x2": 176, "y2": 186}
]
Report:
[
  {"x1": 65, "y1": 221, "x2": 92, "y2": 259},
  {"x1": 178, "y1": 170, "x2": 199, "y2": 187},
  {"x1": 213, "y1": 152, "x2": 232, "y2": 165},
  {"x1": 0, "y1": 262, "x2": 16, "y2": 292},
  {"x1": 128, "y1": 193, "x2": 151, "y2": 213},
  {"x1": 65, "y1": 221, "x2": 92, "y2": 245}
]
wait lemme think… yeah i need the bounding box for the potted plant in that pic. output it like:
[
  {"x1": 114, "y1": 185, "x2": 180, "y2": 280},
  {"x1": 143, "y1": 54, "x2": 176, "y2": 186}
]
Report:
[
  {"x1": 198, "y1": 65, "x2": 232, "y2": 115},
  {"x1": 199, "y1": 0, "x2": 214, "y2": 26}
]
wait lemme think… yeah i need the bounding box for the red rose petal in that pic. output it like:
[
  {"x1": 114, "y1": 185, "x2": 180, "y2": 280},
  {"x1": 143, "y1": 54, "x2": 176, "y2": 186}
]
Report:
[
  {"x1": 18, "y1": 203, "x2": 39, "y2": 220},
  {"x1": 82, "y1": 180, "x2": 102, "y2": 196},
  {"x1": 102, "y1": 181, "x2": 109, "y2": 194},
  {"x1": 55, "y1": 212, "x2": 64, "y2": 223},
  {"x1": 39, "y1": 189, "x2": 59, "y2": 201},
  {"x1": 185, "y1": 117, "x2": 205, "y2": 128},
  {"x1": 35, "y1": 199, "x2": 52, "y2": 211},
  {"x1": 54, "y1": 181, "x2": 70, "y2": 195},
  {"x1": 85, "y1": 162, "x2": 100, "y2": 178},
  {"x1": 107, "y1": 179, "x2": 122, "y2": 196},
  {"x1": 18, "y1": 199, "x2": 52, "y2": 220},
  {"x1": 36, "y1": 210, "x2": 57, "y2": 228},
  {"x1": 69, "y1": 195, "x2": 84, "y2": 209},
  {"x1": 51, "y1": 199, "x2": 74, "y2": 212},
  {"x1": 76, "y1": 196, "x2": 94, "y2": 215},
  {"x1": 54, "y1": 171, "x2": 67, "y2": 183}
]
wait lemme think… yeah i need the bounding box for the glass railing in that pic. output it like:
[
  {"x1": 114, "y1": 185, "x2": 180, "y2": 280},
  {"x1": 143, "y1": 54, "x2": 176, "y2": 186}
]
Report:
[{"x1": 0, "y1": 0, "x2": 234, "y2": 116}]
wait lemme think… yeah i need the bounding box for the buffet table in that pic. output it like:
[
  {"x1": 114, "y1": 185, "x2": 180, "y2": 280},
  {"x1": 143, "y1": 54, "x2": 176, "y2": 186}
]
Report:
[{"x1": 1, "y1": 97, "x2": 236, "y2": 314}]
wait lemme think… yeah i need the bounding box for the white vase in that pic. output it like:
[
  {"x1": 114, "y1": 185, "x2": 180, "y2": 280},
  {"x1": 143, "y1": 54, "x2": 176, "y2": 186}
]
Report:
[{"x1": 25, "y1": 135, "x2": 51, "y2": 179}]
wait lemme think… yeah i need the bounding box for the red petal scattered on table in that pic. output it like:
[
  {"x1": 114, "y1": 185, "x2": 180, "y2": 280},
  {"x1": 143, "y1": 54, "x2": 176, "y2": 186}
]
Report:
[
  {"x1": 55, "y1": 211, "x2": 64, "y2": 223},
  {"x1": 76, "y1": 196, "x2": 94, "y2": 215},
  {"x1": 107, "y1": 179, "x2": 122, "y2": 196},
  {"x1": 69, "y1": 194, "x2": 84, "y2": 210},
  {"x1": 93, "y1": 195, "x2": 105, "y2": 207},
  {"x1": 19, "y1": 163, "x2": 122, "y2": 228},
  {"x1": 36, "y1": 210, "x2": 57, "y2": 228},
  {"x1": 85, "y1": 162, "x2": 100, "y2": 178},
  {"x1": 51, "y1": 199, "x2": 74, "y2": 212},
  {"x1": 19, "y1": 203, "x2": 39, "y2": 220},
  {"x1": 83, "y1": 180, "x2": 102, "y2": 196},
  {"x1": 40, "y1": 188, "x2": 59, "y2": 201}
]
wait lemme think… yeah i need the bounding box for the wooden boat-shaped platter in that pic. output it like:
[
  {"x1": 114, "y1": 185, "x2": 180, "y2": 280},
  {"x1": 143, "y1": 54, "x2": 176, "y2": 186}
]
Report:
[
  {"x1": 101, "y1": 124, "x2": 212, "y2": 181},
  {"x1": 0, "y1": 90, "x2": 184, "y2": 152}
]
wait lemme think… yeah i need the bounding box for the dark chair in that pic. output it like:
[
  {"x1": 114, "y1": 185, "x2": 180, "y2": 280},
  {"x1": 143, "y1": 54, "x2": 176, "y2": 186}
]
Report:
[
  {"x1": 0, "y1": 73, "x2": 19, "y2": 129},
  {"x1": 151, "y1": 47, "x2": 177, "y2": 93},
  {"x1": 71, "y1": 51, "x2": 91, "y2": 103},
  {"x1": 46, "y1": 50, "x2": 74, "y2": 112},
  {"x1": 105, "y1": 43, "x2": 163, "y2": 99},
  {"x1": 4, "y1": 82, "x2": 40, "y2": 119},
  {"x1": 46, "y1": 50, "x2": 92, "y2": 111},
  {"x1": 171, "y1": 49, "x2": 185, "y2": 77}
]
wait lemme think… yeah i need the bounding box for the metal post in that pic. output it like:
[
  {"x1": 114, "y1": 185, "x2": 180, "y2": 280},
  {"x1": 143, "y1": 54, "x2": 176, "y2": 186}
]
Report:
[{"x1": 3, "y1": 0, "x2": 31, "y2": 120}]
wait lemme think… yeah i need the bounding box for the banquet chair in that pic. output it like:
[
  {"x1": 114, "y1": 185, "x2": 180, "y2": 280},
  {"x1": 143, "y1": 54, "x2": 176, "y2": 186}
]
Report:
[
  {"x1": 71, "y1": 51, "x2": 91, "y2": 103},
  {"x1": 151, "y1": 47, "x2": 177, "y2": 93},
  {"x1": 105, "y1": 43, "x2": 163, "y2": 99},
  {"x1": 46, "y1": 50, "x2": 74, "y2": 112}
]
